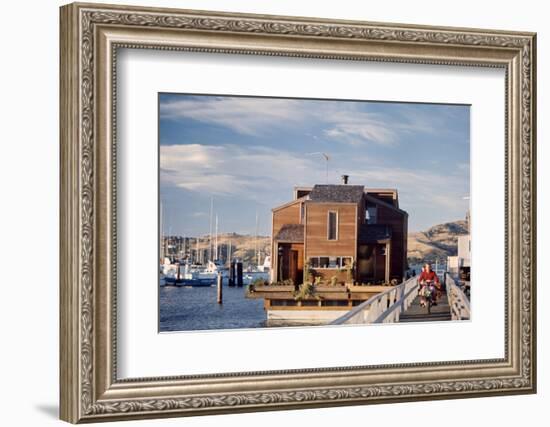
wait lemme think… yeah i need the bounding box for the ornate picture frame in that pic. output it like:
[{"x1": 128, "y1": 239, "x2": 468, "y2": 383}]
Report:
[{"x1": 60, "y1": 2, "x2": 536, "y2": 423}]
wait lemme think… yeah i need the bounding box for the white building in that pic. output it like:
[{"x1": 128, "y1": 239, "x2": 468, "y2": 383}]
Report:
[{"x1": 457, "y1": 234, "x2": 471, "y2": 268}]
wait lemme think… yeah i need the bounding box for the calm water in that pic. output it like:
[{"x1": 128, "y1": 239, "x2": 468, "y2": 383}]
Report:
[
  {"x1": 160, "y1": 265, "x2": 450, "y2": 332},
  {"x1": 159, "y1": 284, "x2": 267, "y2": 332}
]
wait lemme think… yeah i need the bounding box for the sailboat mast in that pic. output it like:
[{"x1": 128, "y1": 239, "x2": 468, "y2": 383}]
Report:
[
  {"x1": 168, "y1": 225, "x2": 172, "y2": 261},
  {"x1": 195, "y1": 237, "x2": 199, "y2": 264},
  {"x1": 255, "y1": 211, "x2": 259, "y2": 267},
  {"x1": 215, "y1": 214, "x2": 219, "y2": 261},
  {"x1": 228, "y1": 239, "x2": 232, "y2": 267},
  {"x1": 208, "y1": 197, "x2": 214, "y2": 262},
  {"x1": 182, "y1": 234, "x2": 186, "y2": 261},
  {"x1": 160, "y1": 201, "x2": 163, "y2": 263}
]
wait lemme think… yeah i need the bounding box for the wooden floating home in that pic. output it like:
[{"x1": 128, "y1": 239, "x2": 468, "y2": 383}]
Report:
[{"x1": 247, "y1": 175, "x2": 408, "y2": 323}]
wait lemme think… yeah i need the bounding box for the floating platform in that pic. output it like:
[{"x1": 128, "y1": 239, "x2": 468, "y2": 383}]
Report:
[{"x1": 247, "y1": 284, "x2": 393, "y2": 323}]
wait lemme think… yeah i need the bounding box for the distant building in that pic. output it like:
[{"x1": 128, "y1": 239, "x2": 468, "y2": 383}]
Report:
[
  {"x1": 447, "y1": 211, "x2": 471, "y2": 278},
  {"x1": 457, "y1": 235, "x2": 471, "y2": 268},
  {"x1": 271, "y1": 176, "x2": 408, "y2": 285}
]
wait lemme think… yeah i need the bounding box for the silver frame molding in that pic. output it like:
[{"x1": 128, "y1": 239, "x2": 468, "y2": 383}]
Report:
[{"x1": 60, "y1": 2, "x2": 537, "y2": 423}]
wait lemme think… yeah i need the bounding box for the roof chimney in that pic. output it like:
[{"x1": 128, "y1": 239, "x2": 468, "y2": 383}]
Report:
[{"x1": 341, "y1": 174, "x2": 349, "y2": 185}]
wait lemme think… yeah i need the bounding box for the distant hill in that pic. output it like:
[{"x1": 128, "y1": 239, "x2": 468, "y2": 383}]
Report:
[
  {"x1": 164, "y1": 233, "x2": 270, "y2": 268},
  {"x1": 216, "y1": 233, "x2": 270, "y2": 267},
  {"x1": 408, "y1": 220, "x2": 469, "y2": 265},
  {"x1": 222, "y1": 219, "x2": 469, "y2": 267},
  {"x1": 172, "y1": 220, "x2": 467, "y2": 268}
]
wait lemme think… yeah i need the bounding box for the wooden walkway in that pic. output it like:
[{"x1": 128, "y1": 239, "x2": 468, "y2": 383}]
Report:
[{"x1": 399, "y1": 291, "x2": 452, "y2": 323}]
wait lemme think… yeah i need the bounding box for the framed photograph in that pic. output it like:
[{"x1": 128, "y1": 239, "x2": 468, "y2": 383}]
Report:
[{"x1": 60, "y1": 2, "x2": 537, "y2": 423}]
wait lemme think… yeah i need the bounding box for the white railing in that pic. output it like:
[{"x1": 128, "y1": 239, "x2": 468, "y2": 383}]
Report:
[
  {"x1": 330, "y1": 276, "x2": 419, "y2": 325},
  {"x1": 445, "y1": 273, "x2": 470, "y2": 320}
]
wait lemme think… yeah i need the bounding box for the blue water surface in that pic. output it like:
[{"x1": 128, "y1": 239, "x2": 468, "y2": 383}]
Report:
[{"x1": 159, "y1": 284, "x2": 267, "y2": 332}]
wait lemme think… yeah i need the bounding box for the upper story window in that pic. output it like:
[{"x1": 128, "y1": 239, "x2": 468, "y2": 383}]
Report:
[
  {"x1": 366, "y1": 206, "x2": 377, "y2": 224},
  {"x1": 327, "y1": 211, "x2": 338, "y2": 241}
]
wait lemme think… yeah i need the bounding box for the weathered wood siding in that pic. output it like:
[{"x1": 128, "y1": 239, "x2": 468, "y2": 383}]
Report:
[
  {"x1": 271, "y1": 192, "x2": 407, "y2": 284},
  {"x1": 304, "y1": 203, "x2": 357, "y2": 258},
  {"x1": 271, "y1": 202, "x2": 302, "y2": 282},
  {"x1": 272, "y1": 202, "x2": 301, "y2": 237}
]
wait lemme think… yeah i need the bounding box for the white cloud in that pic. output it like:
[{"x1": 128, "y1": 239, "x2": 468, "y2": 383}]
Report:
[
  {"x1": 349, "y1": 166, "x2": 469, "y2": 218},
  {"x1": 161, "y1": 143, "x2": 469, "y2": 233},
  {"x1": 323, "y1": 121, "x2": 396, "y2": 146},
  {"x1": 190, "y1": 211, "x2": 209, "y2": 218},
  {"x1": 161, "y1": 144, "x2": 468, "y2": 221},
  {"x1": 160, "y1": 96, "x2": 441, "y2": 147},
  {"x1": 159, "y1": 96, "x2": 469, "y2": 231},
  {"x1": 160, "y1": 144, "x2": 318, "y2": 201},
  {"x1": 160, "y1": 97, "x2": 308, "y2": 136}
]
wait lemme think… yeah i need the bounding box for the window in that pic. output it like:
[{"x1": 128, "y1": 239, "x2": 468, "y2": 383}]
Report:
[
  {"x1": 341, "y1": 257, "x2": 353, "y2": 268},
  {"x1": 366, "y1": 206, "x2": 377, "y2": 224},
  {"x1": 308, "y1": 257, "x2": 353, "y2": 269},
  {"x1": 328, "y1": 211, "x2": 338, "y2": 240}
]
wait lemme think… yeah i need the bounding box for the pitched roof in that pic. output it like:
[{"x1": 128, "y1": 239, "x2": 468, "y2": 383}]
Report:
[
  {"x1": 274, "y1": 224, "x2": 304, "y2": 242},
  {"x1": 358, "y1": 224, "x2": 392, "y2": 243},
  {"x1": 272, "y1": 195, "x2": 307, "y2": 212},
  {"x1": 308, "y1": 184, "x2": 365, "y2": 204}
]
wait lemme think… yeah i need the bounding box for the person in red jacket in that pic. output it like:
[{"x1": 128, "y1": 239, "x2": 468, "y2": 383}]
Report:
[{"x1": 417, "y1": 263, "x2": 441, "y2": 307}]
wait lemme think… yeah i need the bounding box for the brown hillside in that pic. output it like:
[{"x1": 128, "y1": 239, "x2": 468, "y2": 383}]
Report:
[{"x1": 408, "y1": 220, "x2": 468, "y2": 265}]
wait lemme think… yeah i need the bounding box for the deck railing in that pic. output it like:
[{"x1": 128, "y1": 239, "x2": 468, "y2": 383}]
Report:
[
  {"x1": 330, "y1": 276, "x2": 419, "y2": 325},
  {"x1": 445, "y1": 273, "x2": 470, "y2": 320}
]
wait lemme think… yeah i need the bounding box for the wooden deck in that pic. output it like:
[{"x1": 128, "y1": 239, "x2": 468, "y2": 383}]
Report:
[{"x1": 399, "y1": 292, "x2": 452, "y2": 322}]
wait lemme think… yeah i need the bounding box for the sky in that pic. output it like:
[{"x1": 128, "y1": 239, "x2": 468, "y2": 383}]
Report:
[{"x1": 159, "y1": 93, "x2": 470, "y2": 236}]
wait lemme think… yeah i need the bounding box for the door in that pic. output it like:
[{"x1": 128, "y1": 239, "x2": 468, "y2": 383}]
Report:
[
  {"x1": 358, "y1": 244, "x2": 374, "y2": 283},
  {"x1": 289, "y1": 250, "x2": 299, "y2": 284}
]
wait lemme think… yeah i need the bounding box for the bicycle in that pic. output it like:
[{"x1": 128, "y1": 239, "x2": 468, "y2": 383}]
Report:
[{"x1": 419, "y1": 281, "x2": 437, "y2": 314}]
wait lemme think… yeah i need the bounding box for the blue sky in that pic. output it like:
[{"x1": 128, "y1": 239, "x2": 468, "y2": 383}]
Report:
[{"x1": 159, "y1": 94, "x2": 470, "y2": 236}]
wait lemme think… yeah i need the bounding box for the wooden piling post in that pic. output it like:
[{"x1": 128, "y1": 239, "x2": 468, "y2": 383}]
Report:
[
  {"x1": 229, "y1": 260, "x2": 235, "y2": 287},
  {"x1": 236, "y1": 262, "x2": 243, "y2": 287},
  {"x1": 217, "y1": 272, "x2": 223, "y2": 304}
]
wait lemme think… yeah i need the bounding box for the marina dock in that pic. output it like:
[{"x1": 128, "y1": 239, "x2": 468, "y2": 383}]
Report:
[
  {"x1": 329, "y1": 273, "x2": 469, "y2": 326},
  {"x1": 398, "y1": 293, "x2": 451, "y2": 322},
  {"x1": 246, "y1": 284, "x2": 393, "y2": 323}
]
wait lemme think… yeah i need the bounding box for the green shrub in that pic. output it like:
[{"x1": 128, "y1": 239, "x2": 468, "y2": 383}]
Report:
[
  {"x1": 304, "y1": 262, "x2": 310, "y2": 284},
  {"x1": 251, "y1": 277, "x2": 268, "y2": 287},
  {"x1": 293, "y1": 283, "x2": 319, "y2": 301}
]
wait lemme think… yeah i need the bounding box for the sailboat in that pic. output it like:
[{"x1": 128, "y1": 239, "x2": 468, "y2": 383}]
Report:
[
  {"x1": 164, "y1": 197, "x2": 219, "y2": 287},
  {"x1": 204, "y1": 209, "x2": 228, "y2": 278},
  {"x1": 164, "y1": 261, "x2": 218, "y2": 287},
  {"x1": 243, "y1": 211, "x2": 270, "y2": 282},
  {"x1": 159, "y1": 201, "x2": 167, "y2": 287}
]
